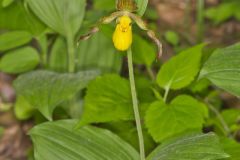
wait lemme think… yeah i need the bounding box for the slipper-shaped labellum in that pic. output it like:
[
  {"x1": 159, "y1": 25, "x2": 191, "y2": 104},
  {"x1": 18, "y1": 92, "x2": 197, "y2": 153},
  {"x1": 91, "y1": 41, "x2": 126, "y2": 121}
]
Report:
[{"x1": 113, "y1": 16, "x2": 132, "y2": 51}]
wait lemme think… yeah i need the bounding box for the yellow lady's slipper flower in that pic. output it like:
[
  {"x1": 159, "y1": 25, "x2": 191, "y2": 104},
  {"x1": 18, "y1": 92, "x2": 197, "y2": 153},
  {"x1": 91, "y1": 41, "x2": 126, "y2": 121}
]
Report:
[
  {"x1": 78, "y1": 0, "x2": 162, "y2": 58},
  {"x1": 112, "y1": 15, "x2": 132, "y2": 51}
]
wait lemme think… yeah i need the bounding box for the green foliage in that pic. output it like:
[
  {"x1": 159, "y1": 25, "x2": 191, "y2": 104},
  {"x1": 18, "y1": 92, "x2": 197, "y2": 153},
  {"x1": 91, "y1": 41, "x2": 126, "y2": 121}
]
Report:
[
  {"x1": 77, "y1": 74, "x2": 133, "y2": 127},
  {"x1": 100, "y1": 121, "x2": 155, "y2": 155},
  {"x1": 0, "y1": 47, "x2": 40, "y2": 74},
  {"x1": 77, "y1": 74, "x2": 154, "y2": 128},
  {"x1": 147, "y1": 133, "x2": 229, "y2": 160},
  {"x1": 30, "y1": 120, "x2": 140, "y2": 160},
  {"x1": 0, "y1": 0, "x2": 238, "y2": 159},
  {"x1": 93, "y1": 0, "x2": 115, "y2": 12},
  {"x1": 145, "y1": 95, "x2": 206, "y2": 142},
  {"x1": 157, "y1": 44, "x2": 204, "y2": 90},
  {"x1": 144, "y1": 7, "x2": 158, "y2": 20},
  {"x1": 135, "y1": 76, "x2": 155, "y2": 103},
  {"x1": 27, "y1": 0, "x2": 86, "y2": 37},
  {"x1": 205, "y1": 1, "x2": 240, "y2": 24},
  {"x1": 14, "y1": 70, "x2": 99, "y2": 120},
  {"x1": 200, "y1": 43, "x2": 240, "y2": 97},
  {"x1": 189, "y1": 78, "x2": 210, "y2": 94},
  {"x1": 214, "y1": 109, "x2": 240, "y2": 134},
  {"x1": 49, "y1": 37, "x2": 68, "y2": 72},
  {"x1": 132, "y1": 34, "x2": 156, "y2": 67},
  {"x1": 14, "y1": 96, "x2": 35, "y2": 120},
  {"x1": 0, "y1": 0, "x2": 46, "y2": 35},
  {"x1": 0, "y1": 31, "x2": 32, "y2": 51},
  {"x1": 77, "y1": 26, "x2": 122, "y2": 73},
  {"x1": 135, "y1": 0, "x2": 148, "y2": 16},
  {"x1": 220, "y1": 138, "x2": 240, "y2": 160},
  {"x1": 164, "y1": 31, "x2": 179, "y2": 46},
  {"x1": 1, "y1": 0, "x2": 14, "y2": 8}
]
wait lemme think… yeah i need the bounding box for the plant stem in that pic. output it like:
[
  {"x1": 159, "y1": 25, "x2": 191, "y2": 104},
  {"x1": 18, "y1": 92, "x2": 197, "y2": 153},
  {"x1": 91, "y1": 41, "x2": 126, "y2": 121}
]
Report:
[
  {"x1": 146, "y1": 67, "x2": 155, "y2": 81},
  {"x1": 127, "y1": 48, "x2": 145, "y2": 160},
  {"x1": 42, "y1": 51, "x2": 47, "y2": 67},
  {"x1": 205, "y1": 100, "x2": 232, "y2": 137},
  {"x1": 163, "y1": 86, "x2": 170, "y2": 103},
  {"x1": 67, "y1": 36, "x2": 75, "y2": 73},
  {"x1": 197, "y1": 0, "x2": 205, "y2": 42}
]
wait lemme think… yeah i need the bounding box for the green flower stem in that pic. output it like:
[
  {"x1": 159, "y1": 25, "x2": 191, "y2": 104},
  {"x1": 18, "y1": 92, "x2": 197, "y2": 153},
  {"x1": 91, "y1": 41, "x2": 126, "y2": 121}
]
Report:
[
  {"x1": 146, "y1": 67, "x2": 155, "y2": 81},
  {"x1": 205, "y1": 101, "x2": 232, "y2": 137},
  {"x1": 127, "y1": 47, "x2": 145, "y2": 160},
  {"x1": 67, "y1": 36, "x2": 75, "y2": 73}
]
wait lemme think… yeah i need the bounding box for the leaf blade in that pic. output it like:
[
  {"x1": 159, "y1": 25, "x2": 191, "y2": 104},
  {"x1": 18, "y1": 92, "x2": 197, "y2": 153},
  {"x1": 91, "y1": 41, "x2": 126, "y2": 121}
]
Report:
[
  {"x1": 135, "y1": 0, "x2": 148, "y2": 16},
  {"x1": 0, "y1": 47, "x2": 40, "y2": 74},
  {"x1": 199, "y1": 43, "x2": 240, "y2": 97},
  {"x1": 157, "y1": 44, "x2": 204, "y2": 90},
  {"x1": 145, "y1": 95, "x2": 206, "y2": 142},
  {"x1": 14, "y1": 70, "x2": 99, "y2": 120},
  {"x1": 27, "y1": 0, "x2": 86, "y2": 37},
  {"x1": 147, "y1": 132, "x2": 229, "y2": 160},
  {"x1": 0, "y1": 31, "x2": 32, "y2": 51},
  {"x1": 77, "y1": 74, "x2": 133, "y2": 127},
  {"x1": 30, "y1": 120, "x2": 140, "y2": 160}
]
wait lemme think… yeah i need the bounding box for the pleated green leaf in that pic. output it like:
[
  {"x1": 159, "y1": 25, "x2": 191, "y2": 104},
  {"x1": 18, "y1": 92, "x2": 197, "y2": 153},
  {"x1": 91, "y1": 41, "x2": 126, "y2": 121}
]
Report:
[
  {"x1": 49, "y1": 37, "x2": 68, "y2": 72},
  {"x1": 30, "y1": 120, "x2": 140, "y2": 160},
  {"x1": 135, "y1": 0, "x2": 148, "y2": 16},
  {"x1": 28, "y1": 0, "x2": 86, "y2": 37},
  {"x1": 76, "y1": 26, "x2": 122, "y2": 73},
  {"x1": 199, "y1": 43, "x2": 240, "y2": 97},
  {"x1": 0, "y1": 0, "x2": 46, "y2": 35},
  {"x1": 14, "y1": 70, "x2": 99, "y2": 120},
  {"x1": 147, "y1": 133, "x2": 229, "y2": 160}
]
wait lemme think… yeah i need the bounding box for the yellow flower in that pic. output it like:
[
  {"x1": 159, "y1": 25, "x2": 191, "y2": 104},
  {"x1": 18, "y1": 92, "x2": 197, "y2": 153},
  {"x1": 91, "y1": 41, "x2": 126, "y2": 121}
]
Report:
[{"x1": 112, "y1": 15, "x2": 132, "y2": 51}]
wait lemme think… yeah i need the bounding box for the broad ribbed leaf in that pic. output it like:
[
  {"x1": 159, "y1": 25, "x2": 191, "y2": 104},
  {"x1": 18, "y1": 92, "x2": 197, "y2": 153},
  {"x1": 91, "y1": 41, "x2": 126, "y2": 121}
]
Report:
[
  {"x1": 0, "y1": 0, "x2": 46, "y2": 35},
  {"x1": 77, "y1": 26, "x2": 122, "y2": 73},
  {"x1": 145, "y1": 95, "x2": 206, "y2": 142},
  {"x1": 199, "y1": 43, "x2": 240, "y2": 97},
  {"x1": 157, "y1": 44, "x2": 204, "y2": 90},
  {"x1": 136, "y1": 0, "x2": 148, "y2": 16},
  {"x1": 28, "y1": 0, "x2": 86, "y2": 37},
  {"x1": 147, "y1": 133, "x2": 229, "y2": 160},
  {"x1": 30, "y1": 120, "x2": 139, "y2": 160},
  {"x1": 0, "y1": 31, "x2": 32, "y2": 51},
  {"x1": 49, "y1": 37, "x2": 68, "y2": 72},
  {"x1": 14, "y1": 70, "x2": 99, "y2": 120},
  {"x1": 0, "y1": 47, "x2": 40, "y2": 74}
]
